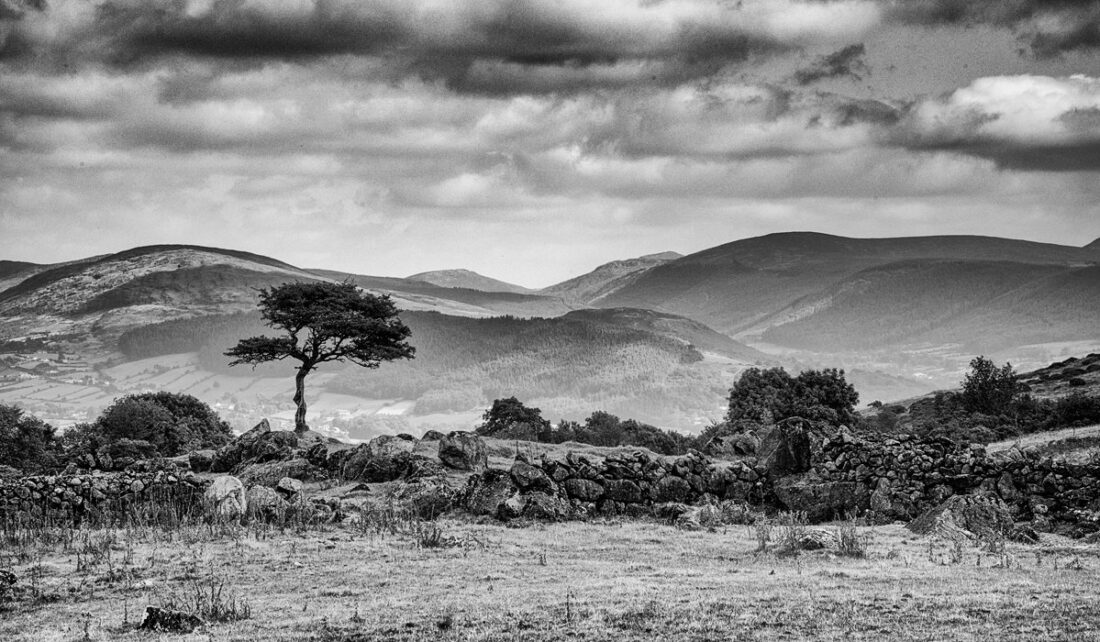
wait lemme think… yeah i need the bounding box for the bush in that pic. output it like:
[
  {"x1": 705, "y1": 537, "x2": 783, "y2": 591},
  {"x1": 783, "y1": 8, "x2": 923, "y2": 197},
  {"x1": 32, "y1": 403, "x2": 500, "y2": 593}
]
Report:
[
  {"x1": 725, "y1": 367, "x2": 859, "y2": 429},
  {"x1": 961, "y1": 356, "x2": 1018, "y2": 415},
  {"x1": 64, "y1": 392, "x2": 233, "y2": 464},
  {"x1": 0, "y1": 405, "x2": 59, "y2": 473}
]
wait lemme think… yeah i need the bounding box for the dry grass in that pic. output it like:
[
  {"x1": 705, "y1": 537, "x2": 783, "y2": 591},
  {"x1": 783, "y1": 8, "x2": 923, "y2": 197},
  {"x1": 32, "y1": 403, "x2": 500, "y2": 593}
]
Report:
[{"x1": 3, "y1": 515, "x2": 1100, "y2": 641}]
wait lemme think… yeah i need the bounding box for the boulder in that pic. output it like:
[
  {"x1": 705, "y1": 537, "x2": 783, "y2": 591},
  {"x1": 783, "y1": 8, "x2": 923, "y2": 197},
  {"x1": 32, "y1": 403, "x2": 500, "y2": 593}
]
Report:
[
  {"x1": 675, "y1": 504, "x2": 722, "y2": 531},
  {"x1": 248, "y1": 430, "x2": 299, "y2": 463},
  {"x1": 510, "y1": 460, "x2": 556, "y2": 494},
  {"x1": 908, "y1": 494, "x2": 1014, "y2": 542},
  {"x1": 421, "y1": 430, "x2": 447, "y2": 441},
  {"x1": 390, "y1": 480, "x2": 456, "y2": 519},
  {"x1": 237, "y1": 458, "x2": 323, "y2": 487},
  {"x1": 366, "y1": 435, "x2": 416, "y2": 459},
  {"x1": 521, "y1": 491, "x2": 572, "y2": 521},
  {"x1": 204, "y1": 476, "x2": 247, "y2": 518},
  {"x1": 188, "y1": 450, "x2": 215, "y2": 473},
  {"x1": 563, "y1": 478, "x2": 604, "y2": 502},
  {"x1": 346, "y1": 448, "x2": 444, "y2": 483},
  {"x1": 209, "y1": 419, "x2": 301, "y2": 472},
  {"x1": 140, "y1": 607, "x2": 203, "y2": 633},
  {"x1": 773, "y1": 473, "x2": 866, "y2": 522},
  {"x1": 275, "y1": 477, "x2": 303, "y2": 499},
  {"x1": 438, "y1": 432, "x2": 488, "y2": 472},
  {"x1": 246, "y1": 485, "x2": 287, "y2": 519},
  {"x1": 462, "y1": 469, "x2": 518, "y2": 518}
]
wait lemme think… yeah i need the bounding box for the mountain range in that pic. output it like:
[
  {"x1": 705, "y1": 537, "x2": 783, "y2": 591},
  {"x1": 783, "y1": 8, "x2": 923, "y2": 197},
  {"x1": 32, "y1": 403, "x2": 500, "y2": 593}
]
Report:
[{"x1": 0, "y1": 233, "x2": 1097, "y2": 435}]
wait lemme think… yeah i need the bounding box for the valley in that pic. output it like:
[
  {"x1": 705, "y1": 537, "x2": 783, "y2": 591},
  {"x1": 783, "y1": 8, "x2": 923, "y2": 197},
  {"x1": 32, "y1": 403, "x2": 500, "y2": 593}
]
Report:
[{"x1": 0, "y1": 233, "x2": 1097, "y2": 438}]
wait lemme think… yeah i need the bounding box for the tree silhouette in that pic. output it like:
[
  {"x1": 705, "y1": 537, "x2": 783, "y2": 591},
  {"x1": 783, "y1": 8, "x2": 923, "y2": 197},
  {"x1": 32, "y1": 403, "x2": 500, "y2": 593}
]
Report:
[{"x1": 226, "y1": 282, "x2": 414, "y2": 433}]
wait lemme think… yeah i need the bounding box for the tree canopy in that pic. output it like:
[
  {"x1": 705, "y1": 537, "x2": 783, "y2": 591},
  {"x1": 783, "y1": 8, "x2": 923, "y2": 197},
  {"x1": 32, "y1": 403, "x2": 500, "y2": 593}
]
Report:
[
  {"x1": 0, "y1": 404, "x2": 58, "y2": 473},
  {"x1": 724, "y1": 367, "x2": 859, "y2": 429},
  {"x1": 226, "y1": 281, "x2": 414, "y2": 432},
  {"x1": 960, "y1": 356, "x2": 1018, "y2": 415}
]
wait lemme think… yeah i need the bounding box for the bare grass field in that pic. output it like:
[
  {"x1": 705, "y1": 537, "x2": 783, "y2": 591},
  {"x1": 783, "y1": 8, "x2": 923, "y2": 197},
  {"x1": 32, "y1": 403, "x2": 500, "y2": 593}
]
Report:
[{"x1": 3, "y1": 516, "x2": 1100, "y2": 641}]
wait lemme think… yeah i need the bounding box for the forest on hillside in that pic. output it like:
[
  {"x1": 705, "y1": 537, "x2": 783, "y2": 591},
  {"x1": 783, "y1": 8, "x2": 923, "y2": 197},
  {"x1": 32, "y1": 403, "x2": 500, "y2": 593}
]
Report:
[{"x1": 117, "y1": 310, "x2": 734, "y2": 427}]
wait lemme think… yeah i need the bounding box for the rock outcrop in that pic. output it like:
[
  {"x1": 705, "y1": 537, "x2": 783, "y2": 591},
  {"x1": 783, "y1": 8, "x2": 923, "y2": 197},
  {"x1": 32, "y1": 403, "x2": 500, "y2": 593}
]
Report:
[{"x1": 438, "y1": 431, "x2": 488, "y2": 472}]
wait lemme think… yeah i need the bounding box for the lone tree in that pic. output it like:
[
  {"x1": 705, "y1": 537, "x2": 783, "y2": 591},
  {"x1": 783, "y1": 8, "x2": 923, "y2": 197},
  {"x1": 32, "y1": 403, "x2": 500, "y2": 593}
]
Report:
[
  {"x1": 960, "y1": 356, "x2": 1018, "y2": 415},
  {"x1": 226, "y1": 281, "x2": 414, "y2": 433}
]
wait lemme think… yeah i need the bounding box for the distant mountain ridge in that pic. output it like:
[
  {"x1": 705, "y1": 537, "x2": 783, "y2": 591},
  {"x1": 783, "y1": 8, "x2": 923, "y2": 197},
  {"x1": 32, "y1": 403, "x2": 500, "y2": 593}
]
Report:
[
  {"x1": 540, "y1": 251, "x2": 682, "y2": 304},
  {"x1": 2, "y1": 232, "x2": 1098, "y2": 424},
  {"x1": 591, "y1": 233, "x2": 1100, "y2": 351},
  {"x1": 406, "y1": 269, "x2": 533, "y2": 294}
]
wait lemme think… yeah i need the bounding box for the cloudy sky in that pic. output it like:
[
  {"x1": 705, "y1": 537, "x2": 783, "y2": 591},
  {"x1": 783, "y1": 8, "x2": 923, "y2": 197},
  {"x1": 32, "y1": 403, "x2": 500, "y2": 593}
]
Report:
[{"x1": 2, "y1": 0, "x2": 1100, "y2": 287}]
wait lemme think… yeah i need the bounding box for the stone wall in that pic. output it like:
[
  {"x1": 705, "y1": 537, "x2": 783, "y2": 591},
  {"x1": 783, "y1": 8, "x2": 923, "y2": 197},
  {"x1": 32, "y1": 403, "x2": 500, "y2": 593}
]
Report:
[
  {"x1": 0, "y1": 470, "x2": 210, "y2": 524},
  {"x1": 462, "y1": 423, "x2": 1100, "y2": 537}
]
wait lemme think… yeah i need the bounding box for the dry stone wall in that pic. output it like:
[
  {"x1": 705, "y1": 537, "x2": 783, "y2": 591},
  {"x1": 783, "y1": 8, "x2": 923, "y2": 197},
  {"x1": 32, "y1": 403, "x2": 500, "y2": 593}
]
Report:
[
  {"x1": 0, "y1": 470, "x2": 209, "y2": 523},
  {"x1": 463, "y1": 424, "x2": 1100, "y2": 537}
]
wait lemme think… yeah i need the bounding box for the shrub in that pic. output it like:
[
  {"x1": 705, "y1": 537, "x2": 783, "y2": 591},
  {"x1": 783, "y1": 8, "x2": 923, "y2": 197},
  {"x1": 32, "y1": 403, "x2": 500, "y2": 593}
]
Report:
[
  {"x1": 961, "y1": 356, "x2": 1018, "y2": 415},
  {"x1": 64, "y1": 392, "x2": 233, "y2": 464},
  {"x1": 0, "y1": 405, "x2": 59, "y2": 473},
  {"x1": 725, "y1": 367, "x2": 859, "y2": 428}
]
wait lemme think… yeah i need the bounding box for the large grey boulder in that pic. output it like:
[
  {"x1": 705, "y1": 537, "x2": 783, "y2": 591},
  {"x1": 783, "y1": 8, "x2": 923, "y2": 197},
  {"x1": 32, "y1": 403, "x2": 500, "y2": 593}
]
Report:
[
  {"x1": 366, "y1": 435, "x2": 416, "y2": 459},
  {"x1": 204, "y1": 475, "x2": 247, "y2": 517},
  {"x1": 510, "y1": 460, "x2": 556, "y2": 494},
  {"x1": 438, "y1": 431, "x2": 488, "y2": 472},
  {"x1": 908, "y1": 494, "x2": 1014, "y2": 542},
  {"x1": 246, "y1": 485, "x2": 287, "y2": 519},
  {"x1": 463, "y1": 469, "x2": 519, "y2": 519}
]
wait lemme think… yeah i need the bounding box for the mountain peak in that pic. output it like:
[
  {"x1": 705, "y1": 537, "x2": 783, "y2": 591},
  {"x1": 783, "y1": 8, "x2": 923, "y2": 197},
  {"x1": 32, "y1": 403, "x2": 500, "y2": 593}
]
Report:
[
  {"x1": 1086, "y1": 237, "x2": 1100, "y2": 251},
  {"x1": 406, "y1": 269, "x2": 532, "y2": 294}
]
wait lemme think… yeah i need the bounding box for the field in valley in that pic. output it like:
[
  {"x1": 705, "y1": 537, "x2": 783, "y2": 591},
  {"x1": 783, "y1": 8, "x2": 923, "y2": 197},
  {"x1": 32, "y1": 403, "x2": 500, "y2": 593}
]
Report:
[{"x1": 3, "y1": 517, "x2": 1100, "y2": 641}]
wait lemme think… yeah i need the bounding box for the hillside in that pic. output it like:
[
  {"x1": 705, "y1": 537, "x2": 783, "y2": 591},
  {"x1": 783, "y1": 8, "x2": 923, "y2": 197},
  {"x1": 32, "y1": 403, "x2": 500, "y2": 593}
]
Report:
[
  {"x1": 109, "y1": 308, "x2": 752, "y2": 430},
  {"x1": 540, "y1": 251, "x2": 682, "y2": 304},
  {"x1": 406, "y1": 269, "x2": 533, "y2": 294},
  {"x1": 312, "y1": 270, "x2": 570, "y2": 318},
  {"x1": 561, "y1": 307, "x2": 768, "y2": 363},
  {"x1": 0, "y1": 245, "x2": 318, "y2": 317},
  {"x1": 756, "y1": 260, "x2": 1100, "y2": 352},
  {"x1": 596, "y1": 233, "x2": 1100, "y2": 336}
]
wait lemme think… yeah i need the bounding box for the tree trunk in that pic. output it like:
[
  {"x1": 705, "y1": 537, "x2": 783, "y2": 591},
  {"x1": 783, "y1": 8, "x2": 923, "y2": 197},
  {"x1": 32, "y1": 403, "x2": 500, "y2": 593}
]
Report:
[{"x1": 293, "y1": 366, "x2": 309, "y2": 434}]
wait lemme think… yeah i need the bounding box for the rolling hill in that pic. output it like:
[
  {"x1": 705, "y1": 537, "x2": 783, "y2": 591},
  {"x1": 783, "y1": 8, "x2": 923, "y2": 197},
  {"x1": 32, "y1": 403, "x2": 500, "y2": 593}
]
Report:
[
  {"x1": 540, "y1": 251, "x2": 682, "y2": 305},
  {"x1": 2, "y1": 233, "x2": 1097, "y2": 434},
  {"x1": 406, "y1": 269, "x2": 533, "y2": 294},
  {"x1": 583, "y1": 234, "x2": 1099, "y2": 356}
]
